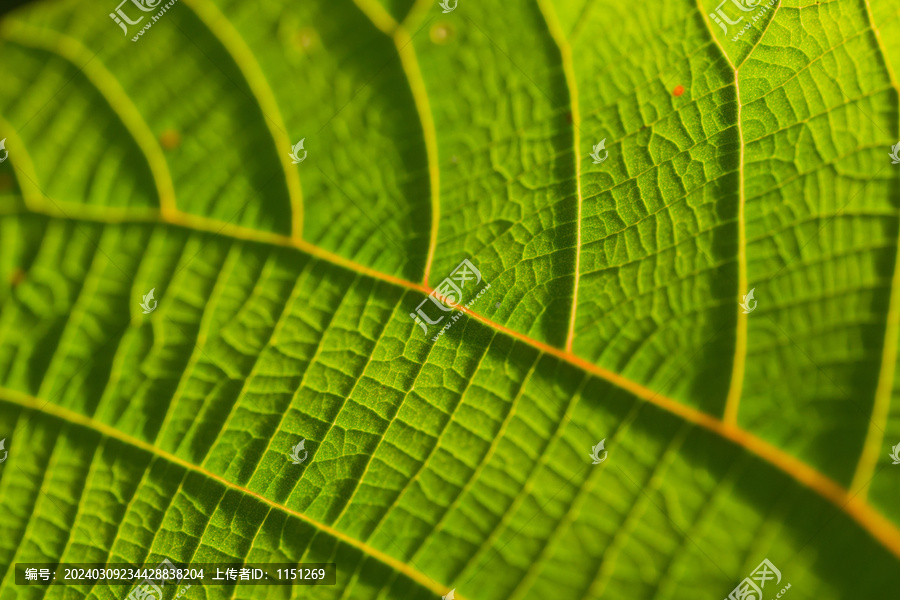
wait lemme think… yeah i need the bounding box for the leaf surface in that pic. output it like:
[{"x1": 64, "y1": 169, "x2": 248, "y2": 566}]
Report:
[{"x1": 1, "y1": 0, "x2": 900, "y2": 598}]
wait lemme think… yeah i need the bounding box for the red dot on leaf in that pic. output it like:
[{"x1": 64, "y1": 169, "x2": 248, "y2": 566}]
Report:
[{"x1": 673, "y1": 85, "x2": 685, "y2": 97}]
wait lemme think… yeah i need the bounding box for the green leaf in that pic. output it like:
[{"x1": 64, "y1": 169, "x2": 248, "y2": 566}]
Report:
[{"x1": 1, "y1": 0, "x2": 900, "y2": 598}]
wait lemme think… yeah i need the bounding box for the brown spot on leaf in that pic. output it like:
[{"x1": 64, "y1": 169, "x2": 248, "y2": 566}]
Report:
[
  {"x1": 160, "y1": 129, "x2": 181, "y2": 150},
  {"x1": 10, "y1": 268, "x2": 25, "y2": 287}
]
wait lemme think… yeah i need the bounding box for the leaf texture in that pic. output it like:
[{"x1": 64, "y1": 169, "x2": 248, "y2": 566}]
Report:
[{"x1": 1, "y1": 0, "x2": 900, "y2": 598}]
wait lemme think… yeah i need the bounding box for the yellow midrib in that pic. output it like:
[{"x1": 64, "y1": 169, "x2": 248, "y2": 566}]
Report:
[
  {"x1": 723, "y1": 68, "x2": 748, "y2": 427},
  {"x1": 181, "y1": 0, "x2": 305, "y2": 240},
  {"x1": 0, "y1": 22, "x2": 177, "y2": 217},
  {"x1": 851, "y1": 0, "x2": 900, "y2": 496},
  {"x1": 3, "y1": 0, "x2": 900, "y2": 571},
  {"x1": 695, "y1": 0, "x2": 748, "y2": 431},
  {"x1": 0, "y1": 387, "x2": 460, "y2": 600},
  {"x1": 352, "y1": 0, "x2": 441, "y2": 287},
  {"x1": 393, "y1": 27, "x2": 441, "y2": 287},
  {"x1": 6, "y1": 194, "x2": 900, "y2": 563},
  {"x1": 534, "y1": 0, "x2": 583, "y2": 354}
]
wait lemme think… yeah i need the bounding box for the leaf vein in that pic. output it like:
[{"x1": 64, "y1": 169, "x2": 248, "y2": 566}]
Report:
[{"x1": 0, "y1": 389, "x2": 455, "y2": 598}]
